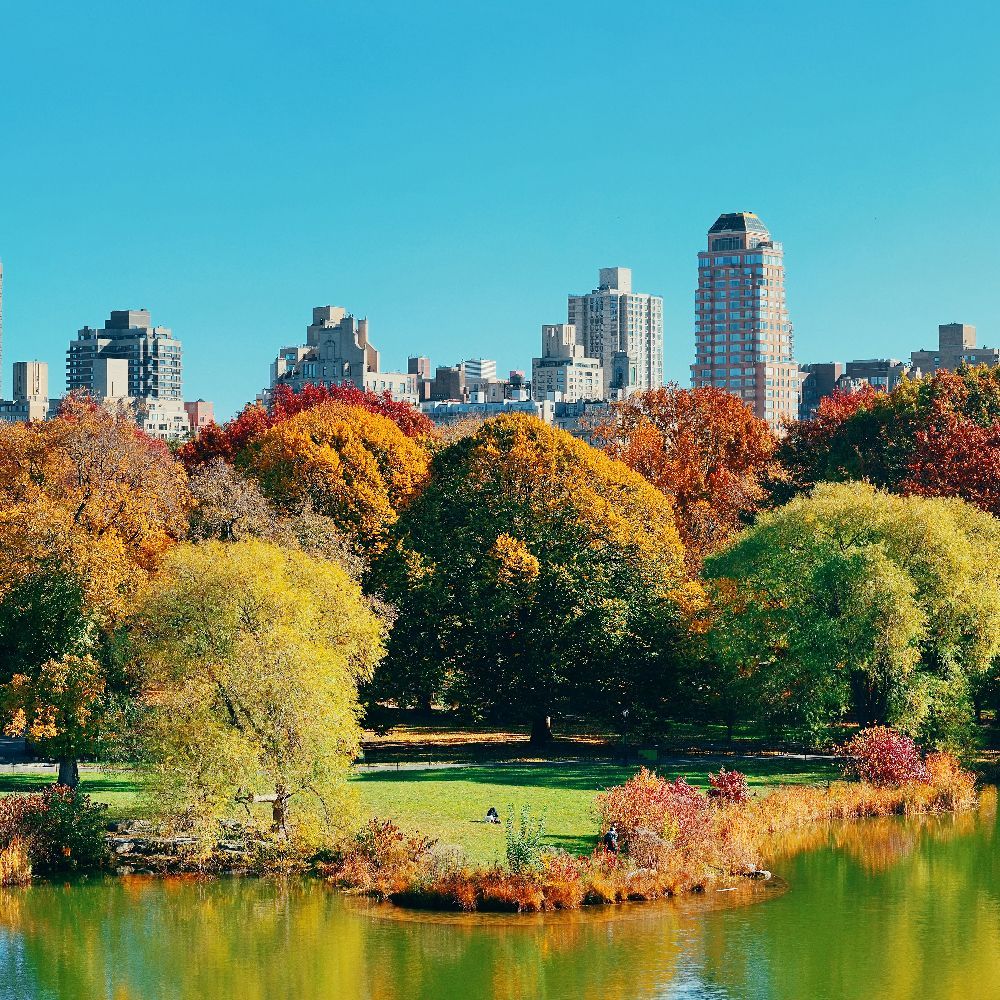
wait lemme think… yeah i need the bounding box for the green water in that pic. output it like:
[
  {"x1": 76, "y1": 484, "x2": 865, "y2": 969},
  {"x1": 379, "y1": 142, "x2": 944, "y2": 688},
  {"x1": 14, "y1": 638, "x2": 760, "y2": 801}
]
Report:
[{"x1": 1, "y1": 801, "x2": 997, "y2": 1000}]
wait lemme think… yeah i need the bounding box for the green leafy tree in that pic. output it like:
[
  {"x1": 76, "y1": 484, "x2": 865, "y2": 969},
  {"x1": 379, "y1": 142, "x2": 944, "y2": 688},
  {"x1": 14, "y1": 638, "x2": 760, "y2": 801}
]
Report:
[
  {"x1": 704, "y1": 482, "x2": 1000, "y2": 748},
  {"x1": 135, "y1": 539, "x2": 386, "y2": 848},
  {"x1": 372, "y1": 414, "x2": 691, "y2": 743}
]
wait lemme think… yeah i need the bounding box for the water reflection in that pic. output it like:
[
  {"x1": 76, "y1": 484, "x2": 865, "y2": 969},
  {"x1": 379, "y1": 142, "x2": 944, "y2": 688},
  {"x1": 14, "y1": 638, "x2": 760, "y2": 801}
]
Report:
[{"x1": 0, "y1": 798, "x2": 996, "y2": 1000}]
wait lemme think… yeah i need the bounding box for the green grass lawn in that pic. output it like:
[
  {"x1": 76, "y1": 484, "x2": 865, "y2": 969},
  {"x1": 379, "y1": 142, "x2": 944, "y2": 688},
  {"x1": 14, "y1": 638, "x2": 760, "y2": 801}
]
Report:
[
  {"x1": 0, "y1": 755, "x2": 838, "y2": 863},
  {"x1": 352, "y1": 757, "x2": 837, "y2": 864},
  {"x1": 0, "y1": 770, "x2": 144, "y2": 823}
]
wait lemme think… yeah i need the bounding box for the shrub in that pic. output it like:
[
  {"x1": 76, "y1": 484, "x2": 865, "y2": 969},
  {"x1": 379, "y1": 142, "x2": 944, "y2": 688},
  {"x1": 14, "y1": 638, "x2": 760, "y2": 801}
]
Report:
[
  {"x1": 0, "y1": 785, "x2": 108, "y2": 874},
  {"x1": 337, "y1": 818, "x2": 436, "y2": 898},
  {"x1": 504, "y1": 804, "x2": 546, "y2": 873},
  {"x1": 708, "y1": 768, "x2": 750, "y2": 805},
  {"x1": 842, "y1": 727, "x2": 928, "y2": 786},
  {"x1": 596, "y1": 768, "x2": 711, "y2": 852}
]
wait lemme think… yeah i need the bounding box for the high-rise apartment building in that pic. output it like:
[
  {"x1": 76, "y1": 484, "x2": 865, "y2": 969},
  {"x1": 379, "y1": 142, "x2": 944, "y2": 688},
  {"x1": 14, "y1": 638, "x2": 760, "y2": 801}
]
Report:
[
  {"x1": 67, "y1": 309, "x2": 183, "y2": 401},
  {"x1": 911, "y1": 323, "x2": 999, "y2": 373},
  {"x1": 271, "y1": 306, "x2": 418, "y2": 403},
  {"x1": 568, "y1": 267, "x2": 663, "y2": 397},
  {"x1": 691, "y1": 212, "x2": 800, "y2": 427},
  {"x1": 531, "y1": 323, "x2": 604, "y2": 402},
  {"x1": 0, "y1": 360, "x2": 51, "y2": 424}
]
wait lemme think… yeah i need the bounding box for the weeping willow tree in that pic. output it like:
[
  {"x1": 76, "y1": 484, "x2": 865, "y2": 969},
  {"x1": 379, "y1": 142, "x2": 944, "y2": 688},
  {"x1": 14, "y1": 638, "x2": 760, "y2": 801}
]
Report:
[
  {"x1": 136, "y1": 539, "x2": 385, "y2": 848},
  {"x1": 704, "y1": 482, "x2": 1000, "y2": 749}
]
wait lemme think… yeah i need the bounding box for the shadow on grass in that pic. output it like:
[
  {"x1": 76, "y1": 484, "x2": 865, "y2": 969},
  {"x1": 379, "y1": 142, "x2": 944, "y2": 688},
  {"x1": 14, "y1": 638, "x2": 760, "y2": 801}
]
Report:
[
  {"x1": 353, "y1": 757, "x2": 836, "y2": 792},
  {"x1": 543, "y1": 834, "x2": 596, "y2": 855},
  {"x1": 0, "y1": 773, "x2": 141, "y2": 795}
]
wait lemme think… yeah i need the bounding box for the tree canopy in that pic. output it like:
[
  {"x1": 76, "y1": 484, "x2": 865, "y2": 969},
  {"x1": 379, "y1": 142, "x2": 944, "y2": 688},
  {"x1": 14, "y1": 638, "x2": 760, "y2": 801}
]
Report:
[
  {"x1": 373, "y1": 413, "x2": 692, "y2": 741},
  {"x1": 136, "y1": 539, "x2": 386, "y2": 844},
  {"x1": 593, "y1": 385, "x2": 778, "y2": 565},
  {"x1": 703, "y1": 482, "x2": 1000, "y2": 748}
]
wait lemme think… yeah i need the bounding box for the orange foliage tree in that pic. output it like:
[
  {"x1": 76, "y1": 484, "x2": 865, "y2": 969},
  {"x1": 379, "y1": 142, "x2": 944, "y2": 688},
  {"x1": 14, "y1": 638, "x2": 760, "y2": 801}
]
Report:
[
  {"x1": 593, "y1": 385, "x2": 778, "y2": 563},
  {"x1": 0, "y1": 396, "x2": 191, "y2": 784},
  {"x1": 179, "y1": 382, "x2": 433, "y2": 469},
  {"x1": 242, "y1": 401, "x2": 431, "y2": 551}
]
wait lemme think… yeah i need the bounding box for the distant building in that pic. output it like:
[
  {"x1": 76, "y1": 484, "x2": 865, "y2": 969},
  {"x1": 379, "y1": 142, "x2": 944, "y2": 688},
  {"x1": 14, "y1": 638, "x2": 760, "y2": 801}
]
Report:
[
  {"x1": 568, "y1": 267, "x2": 663, "y2": 397},
  {"x1": 0, "y1": 360, "x2": 51, "y2": 423},
  {"x1": 0, "y1": 261, "x2": 4, "y2": 399},
  {"x1": 68, "y1": 309, "x2": 183, "y2": 402},
  {"x1": 420, "y1": 398, "x2": 551, "y2": 427},
  {"x1": 845, "y1": 358, "x2": 915, "y2": 391},
  {"x1": 462, "y1": 358, "x2": 497, "y2": 385},
  {"x1": 270, "y1": 305, "x2": 418, "y2": 404},
  {"x1": 799, "y1": 363, "x2": 844, "y2": 419},
  {"x1": 551, "y1": 400, "x2": 613, "y2": 441},
  {"x1": 911, "y1": 323, "x2": 1000, "y2": 374},
  {"x1": 691, "y1": 212, "x2": 800, "y2": 428},
  {"x1": 531, "y1": 323, "x2": 604, "y2": 403},
  {"x1": 429, "y1": 365, "x2": 465, "y2": 402},
  {"x1": 184, "y1": 399, "x2": 214, "y2": 435}
]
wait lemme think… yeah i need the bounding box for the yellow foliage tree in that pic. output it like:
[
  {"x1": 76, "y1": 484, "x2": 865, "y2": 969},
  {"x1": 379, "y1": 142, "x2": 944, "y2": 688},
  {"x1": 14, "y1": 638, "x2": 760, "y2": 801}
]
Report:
[
  {"x1": 136, "y1": 539, "x2": 386, "y2": 848},
  {"x1": 243, "y1": 402, "x2": 430, "y2": 551}
]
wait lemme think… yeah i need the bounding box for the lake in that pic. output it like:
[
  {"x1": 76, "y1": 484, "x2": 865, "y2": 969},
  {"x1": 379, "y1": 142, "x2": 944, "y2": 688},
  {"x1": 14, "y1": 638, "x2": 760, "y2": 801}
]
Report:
[{"x1": 0, "y1": 796, "x2": 996, "y2": 1000}]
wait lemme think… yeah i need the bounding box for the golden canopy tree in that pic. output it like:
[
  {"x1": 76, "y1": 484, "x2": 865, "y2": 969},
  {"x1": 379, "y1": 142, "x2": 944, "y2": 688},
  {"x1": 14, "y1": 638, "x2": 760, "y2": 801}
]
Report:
[
  {"x1": 136, "y1": 539, "x2": 386, "y2": 846},
  {"x1": 373, "y1": 413, "x2": 693, "y2": 743},
  {"x1": 242, "y1": 402, "x2": 430, "y2": 551},
  {"x1": 0, "y1": 396, "x2": 190, "y2": 785},
  {"x1": 593, "y1": 385, "x2": 778, "y2": 565}
]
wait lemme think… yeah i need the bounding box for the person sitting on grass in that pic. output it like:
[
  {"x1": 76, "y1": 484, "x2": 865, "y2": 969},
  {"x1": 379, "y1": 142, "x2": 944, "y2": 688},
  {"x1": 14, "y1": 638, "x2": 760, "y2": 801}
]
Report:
[
  {"x1": 603, "y1": 824, "x2": 619, "y2": 853},
  {"x1": 485, "y1": 807, "x2": 500, "y2": 824}
]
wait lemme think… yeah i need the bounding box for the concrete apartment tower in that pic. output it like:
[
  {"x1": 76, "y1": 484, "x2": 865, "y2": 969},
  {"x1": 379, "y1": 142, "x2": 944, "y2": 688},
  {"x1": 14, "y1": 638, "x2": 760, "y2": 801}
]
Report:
[
  {"x1": 568, "y1": 267, "x2": 663, "y2": 397},
  {"x1": 531, "y1": 323, "x2": 604, "y2": 402},
  {"x1": 911, "y1": 323, "x2": 999, "y2": 373},
  {"x1": 691, "y1": 212, "x2": 800, "y2": 428},
  {"x1": 66, "y1": 309, "x2": 189, "y2": 438}
]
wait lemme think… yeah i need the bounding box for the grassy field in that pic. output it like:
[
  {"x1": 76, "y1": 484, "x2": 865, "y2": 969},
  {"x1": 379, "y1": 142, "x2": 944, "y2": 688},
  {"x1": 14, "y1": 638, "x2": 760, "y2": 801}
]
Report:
[
  {"x1": 351, "y1": 757, "x2": 837, "y2": 863},
  {"x1": 0, "y1": 754, "x2": 839, "y2": 864}
]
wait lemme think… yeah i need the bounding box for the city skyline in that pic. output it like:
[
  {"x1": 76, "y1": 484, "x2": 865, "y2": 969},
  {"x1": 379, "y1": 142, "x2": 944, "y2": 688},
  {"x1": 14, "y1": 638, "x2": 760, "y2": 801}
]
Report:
[{"x1": 2, "y1": 3, "x2": 999, "y2": 419}]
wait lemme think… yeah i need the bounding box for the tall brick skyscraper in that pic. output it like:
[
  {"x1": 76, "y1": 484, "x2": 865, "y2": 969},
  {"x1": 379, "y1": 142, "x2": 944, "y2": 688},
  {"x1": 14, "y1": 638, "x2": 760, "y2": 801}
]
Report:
[{"x1": 691, "y1": 212, "x2": 799, "y2": 427}]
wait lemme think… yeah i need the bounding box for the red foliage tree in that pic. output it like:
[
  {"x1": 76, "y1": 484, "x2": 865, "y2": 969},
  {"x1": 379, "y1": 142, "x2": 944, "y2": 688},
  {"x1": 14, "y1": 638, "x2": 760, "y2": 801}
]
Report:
[
  {"x1": 179, "y1": 382, "x2": 433, "y2": 470},
  {"x1": 593, "y1": 385, "x2": 778, "y2": 564}
]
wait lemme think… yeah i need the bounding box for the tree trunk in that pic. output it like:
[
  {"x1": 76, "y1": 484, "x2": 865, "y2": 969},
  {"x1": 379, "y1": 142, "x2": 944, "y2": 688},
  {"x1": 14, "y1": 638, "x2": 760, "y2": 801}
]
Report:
[
  {"x1": 272, "y1": 785, "x2": 289, "y2": 839},
  {"x1": 529, "y1": 713, "x2": 553, "y2": 747},
  {"x1": 57, "y1": 758, "x2": 80, "y2": 789}
]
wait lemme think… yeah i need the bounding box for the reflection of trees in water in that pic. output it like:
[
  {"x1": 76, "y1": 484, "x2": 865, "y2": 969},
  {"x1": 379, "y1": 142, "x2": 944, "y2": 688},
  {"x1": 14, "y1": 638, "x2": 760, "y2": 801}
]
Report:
[
  {"x1": 0, "y1": 878, "x2": 767, "y2": 1000},
  {"x1": 701, "y1": 795, "x2": 1000, "y2": 1000},
  {"x1": 0, "y1": 801, "x2": 995, "y2": 1000}
]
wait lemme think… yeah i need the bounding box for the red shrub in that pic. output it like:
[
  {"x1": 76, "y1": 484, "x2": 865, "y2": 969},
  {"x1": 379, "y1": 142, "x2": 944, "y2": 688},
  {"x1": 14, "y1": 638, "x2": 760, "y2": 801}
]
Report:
[
  {"x1": 708, "y1": 768, "x2": 750, "y2": 805},
  {"x1": 842, "y1": 727, "x2": 927, "y2": 787},
  {"x1": 596, "y1": 768, "x2": 710, "y2": 851}
]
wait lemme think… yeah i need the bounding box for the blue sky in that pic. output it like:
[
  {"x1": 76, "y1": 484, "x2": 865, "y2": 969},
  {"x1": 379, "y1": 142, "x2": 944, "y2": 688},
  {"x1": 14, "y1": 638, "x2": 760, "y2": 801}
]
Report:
[{"x1": 1, "y1": 0, "x2": 998, "y2": 418}]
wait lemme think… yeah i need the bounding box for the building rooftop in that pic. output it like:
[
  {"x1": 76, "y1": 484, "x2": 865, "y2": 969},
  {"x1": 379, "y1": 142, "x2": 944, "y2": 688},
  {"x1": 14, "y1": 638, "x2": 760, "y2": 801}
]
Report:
[{"x1": 708, "y1": 212, "x2": 770, "y2": 236}]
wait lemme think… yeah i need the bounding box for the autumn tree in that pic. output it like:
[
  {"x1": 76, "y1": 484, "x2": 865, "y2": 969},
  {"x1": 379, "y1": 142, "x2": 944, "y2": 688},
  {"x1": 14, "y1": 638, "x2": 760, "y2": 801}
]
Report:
[
  {"x1": 136, "y1": 539, "x2": 385, "y2": 845},
  {"x1": 372, "y1": 413, "x2": 692, "y2": 743},
  {"x1": 778, "y1": 366, "x2": 1000, "y2": 502},
  {"x1": 593, "y1": 385, "x2": 778, "y2": 564},
  {"x1": 0, "y1": 397, "x2": 190, "y2": 784},
  {"x1": 179, "y1": 382, "x2": 433, "y2": 470},
  {"x1": 242, "y1": 402, "x2": 431, "y2": 551},
  {"x1": 704, "y1": 482, "x2": 1000, "y2": 748}
]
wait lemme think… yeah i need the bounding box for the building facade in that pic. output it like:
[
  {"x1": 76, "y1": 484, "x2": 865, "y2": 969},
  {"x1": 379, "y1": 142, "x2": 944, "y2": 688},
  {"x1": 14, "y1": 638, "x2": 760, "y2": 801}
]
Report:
[
  {"x1": 67, "y1": 310, "x2": 183, "y2": 402},
  {"x1": 0, "y1": 360, "x2": 51, "y2": 423},
  {"x1": 911, "y1": 323, "x2": 1000, "y2": 373},
  {"x1": 568, "y1": 267, "x2": 663, "y2": 397},
  {"x1": 462, "y1": 358, "x2": 497, "y2": 385},
  {"x1": 531, "y1": 323, "x2": 604, "y2": 403},
  {"x1": 270, "y1": 305, "x2": 419, "y2": 403},
  {"x1": 691, "y1": 212, "x2": 800, "y2": 428}
]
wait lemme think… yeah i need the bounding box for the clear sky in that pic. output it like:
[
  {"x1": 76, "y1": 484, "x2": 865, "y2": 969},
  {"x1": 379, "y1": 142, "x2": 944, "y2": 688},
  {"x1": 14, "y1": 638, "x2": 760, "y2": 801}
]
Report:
[{"x1": 1, "y1": 0, "x2": 998, "y2": 418}]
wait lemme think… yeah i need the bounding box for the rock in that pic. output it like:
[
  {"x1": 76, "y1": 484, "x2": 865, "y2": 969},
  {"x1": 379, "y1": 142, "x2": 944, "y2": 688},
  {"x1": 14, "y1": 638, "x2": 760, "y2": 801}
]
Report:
[{"x1": 749, "y1": 869, "x2": 772, "y2": 880}]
